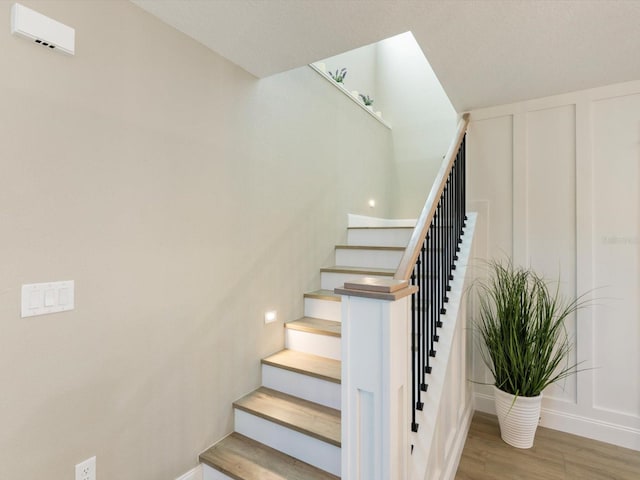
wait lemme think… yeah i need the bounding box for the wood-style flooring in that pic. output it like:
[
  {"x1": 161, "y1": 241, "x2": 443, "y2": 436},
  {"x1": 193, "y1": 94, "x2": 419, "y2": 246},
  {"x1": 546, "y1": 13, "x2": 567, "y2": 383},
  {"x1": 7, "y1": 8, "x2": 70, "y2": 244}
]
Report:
[{"x1": 456, "y1": 412, "x2": 640, "y2": 480}]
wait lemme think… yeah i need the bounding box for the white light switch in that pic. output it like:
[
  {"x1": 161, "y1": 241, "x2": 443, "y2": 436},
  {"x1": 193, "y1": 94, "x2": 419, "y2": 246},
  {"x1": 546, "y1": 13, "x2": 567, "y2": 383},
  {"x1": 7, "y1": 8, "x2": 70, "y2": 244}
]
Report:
[
  {"x1": 28, "y1": 290, "x2": 42, "y2": 308},
  {"x1": 44, "y1": 288, "x2": 56, "y2": 306},
  {"x1": 21, "y1": 281, "x2": 74, "y2": 318},
  {"x1": 58, "y1": 287, "x2": 70, "y2": 305}
]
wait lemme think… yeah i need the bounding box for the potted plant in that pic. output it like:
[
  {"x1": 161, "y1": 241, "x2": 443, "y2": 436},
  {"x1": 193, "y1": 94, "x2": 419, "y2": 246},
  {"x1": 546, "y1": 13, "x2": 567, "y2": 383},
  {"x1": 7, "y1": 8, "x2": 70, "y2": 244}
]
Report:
[
  {"x1": 474, "y1": 259, "x2": 590, "y2": 448},
  {"x1": 359, "y1": 94, "x2": 374, "y2": 111},
  {"x1": 328, "y1": 67, "x2": 347, "y2": 84}
]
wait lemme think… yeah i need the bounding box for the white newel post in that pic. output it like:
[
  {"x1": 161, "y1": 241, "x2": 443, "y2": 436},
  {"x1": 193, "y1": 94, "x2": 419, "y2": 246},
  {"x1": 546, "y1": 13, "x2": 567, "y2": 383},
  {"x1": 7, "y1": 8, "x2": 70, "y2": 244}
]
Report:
[{"x1": 336, "y1": 278, "x2": 417, "y2": 480}]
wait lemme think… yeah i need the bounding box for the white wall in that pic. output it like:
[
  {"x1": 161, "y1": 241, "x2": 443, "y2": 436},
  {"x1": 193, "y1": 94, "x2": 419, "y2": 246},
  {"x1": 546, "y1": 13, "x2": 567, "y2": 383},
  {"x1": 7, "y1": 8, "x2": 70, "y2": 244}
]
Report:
[
  {"x1": 376, "y1": 32, "x2": 458, "y2": 218},
  {"x1": 0, "y1": 1, "x2": 394, "y2": 478},
  {"x1": 467, "y1": 79, "x2": 640, "y2": 451},
  {"x1": 317, "y1": 42, "x2": 378, "y2": 102},
  {"x1": 318, "y1": 32, "x2": 459, "y2": 219}
]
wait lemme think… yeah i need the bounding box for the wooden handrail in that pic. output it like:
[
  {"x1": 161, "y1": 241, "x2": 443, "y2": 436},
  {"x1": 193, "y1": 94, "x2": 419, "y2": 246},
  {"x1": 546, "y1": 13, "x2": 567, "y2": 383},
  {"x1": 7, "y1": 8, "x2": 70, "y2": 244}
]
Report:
[{"x1": 394, "y1": 113, "x2": 470, "y2": 281}]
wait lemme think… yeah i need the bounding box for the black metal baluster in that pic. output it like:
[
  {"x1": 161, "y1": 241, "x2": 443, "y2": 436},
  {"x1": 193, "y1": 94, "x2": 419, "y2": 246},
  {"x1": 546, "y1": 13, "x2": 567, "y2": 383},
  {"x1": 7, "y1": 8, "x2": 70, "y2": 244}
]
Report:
[
  {"x1": 425, "y1": 231, "x2": 432, "y2": 373},
  {"x1": 445, "y1": 174, "x2": 454, "y2": 284},
  {"x1": 420, "y1": 240, "x2": 428, "y2": 392},
  {"x1": 440, "y1": 195, "x2": 445, "y2": 310},
  {"x1": 451, "y1": 177, "x2": 455, "y2": 277},
  {"x1": 408, "y1": 129, "x2": 467, "y2": 435},
  {"x1": 437, "y1": 211, "x2": 444, "y2": 331},
  {"x1": 411, "y1": 270, "x2": 419, "y2": 432},
  {"x1": 413, "y1": 255, "x2": 424, "y2": 410},
  {"x1": 430, "y1": 216, "x2": 437, "y2": 356},
  {"x1": 462, "y1": 135, "x2": 467, "y2": 227},
  {"x1": 451, "y1": 162, "x2": 458, "y2": 265}
]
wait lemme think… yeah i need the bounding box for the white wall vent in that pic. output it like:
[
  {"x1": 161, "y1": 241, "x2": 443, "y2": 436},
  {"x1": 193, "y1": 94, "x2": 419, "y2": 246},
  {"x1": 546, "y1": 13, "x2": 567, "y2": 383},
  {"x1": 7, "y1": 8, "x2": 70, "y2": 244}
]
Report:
[{"x1": 11, "y1": 3, "x2": 75, "y2": 55}]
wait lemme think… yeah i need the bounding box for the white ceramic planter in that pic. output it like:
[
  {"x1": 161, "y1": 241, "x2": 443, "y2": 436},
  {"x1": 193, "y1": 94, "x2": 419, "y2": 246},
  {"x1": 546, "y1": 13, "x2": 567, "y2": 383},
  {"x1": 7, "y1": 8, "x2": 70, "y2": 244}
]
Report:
[{"x1": 493, "y1": 385, "x2": 542, "y2": 449}]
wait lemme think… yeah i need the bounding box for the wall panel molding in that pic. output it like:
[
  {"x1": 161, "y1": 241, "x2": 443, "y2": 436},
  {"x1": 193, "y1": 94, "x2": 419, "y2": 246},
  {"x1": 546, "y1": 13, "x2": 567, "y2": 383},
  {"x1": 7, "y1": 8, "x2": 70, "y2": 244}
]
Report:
[{"x1": 469, "y1": 79, "x2": 640, "y2": 451}]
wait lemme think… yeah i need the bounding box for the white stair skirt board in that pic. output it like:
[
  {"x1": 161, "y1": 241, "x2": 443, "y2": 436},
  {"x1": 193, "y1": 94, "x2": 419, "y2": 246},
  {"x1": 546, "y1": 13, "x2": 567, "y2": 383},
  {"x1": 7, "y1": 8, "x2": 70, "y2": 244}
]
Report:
[
  {"x1": 202, "y1": 464, "x2": 233, "y2": 480},
  {"x1": 346, "y1": 227, "x2": 413, "y2": 247},
  {"x1": 334, "y1": 247, "x2": 404, "y2": 270},
  {"x1": 304, "y1": 297, "x2": 341, "y2": 322},
  {"x1": 285, "y1": 329, "x2": 341, "y2": 360},
  {"x1": 320, "y1": 271, "x2": 393, "y2": 290},
  {"x1": 262, "y1": 364, "x2": 341, "y2": 410},
  {"x1": 234, "y1": 410, "x2": 341, "y2": 477}
]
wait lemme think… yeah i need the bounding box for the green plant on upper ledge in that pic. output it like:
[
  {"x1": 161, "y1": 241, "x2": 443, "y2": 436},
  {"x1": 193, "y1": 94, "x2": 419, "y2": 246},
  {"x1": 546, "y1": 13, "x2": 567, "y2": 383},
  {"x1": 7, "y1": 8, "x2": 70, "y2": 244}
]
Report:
[
  {"x1": 359, "y1": 94, "x2": 374, "y2": 106},
  {"x1": 328, "y1": 67, "x2": 347, "y2": 83},
  {"x1": 474, "y1": 259, "x2": 591, "y2": 397}
]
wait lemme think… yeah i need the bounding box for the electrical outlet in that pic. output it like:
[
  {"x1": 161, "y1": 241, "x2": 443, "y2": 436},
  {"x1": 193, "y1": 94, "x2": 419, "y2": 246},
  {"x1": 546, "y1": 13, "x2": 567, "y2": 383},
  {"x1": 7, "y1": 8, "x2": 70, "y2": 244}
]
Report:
[{"x1": 75, "y1": 456, "x2": 96, "y2": 480}]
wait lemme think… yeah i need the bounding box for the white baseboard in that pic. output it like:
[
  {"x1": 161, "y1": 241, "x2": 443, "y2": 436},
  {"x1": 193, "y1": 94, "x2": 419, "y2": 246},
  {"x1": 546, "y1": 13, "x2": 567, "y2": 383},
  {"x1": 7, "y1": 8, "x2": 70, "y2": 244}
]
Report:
[
  {"x1": 202, "y1": 464, "x2": 234, "y2": 480},
  {"x1": 441, "y1": 402, "x2": 474, "y2": 480},
  {"x1": 176, "y1": 464, "x2": 202, "y2": 480},
  {"x1": 473, "y1": 392, "x2": 497, "y2": 415},
  {"x1": 474, "y1": 392, "x2": 640, "y2": 451}
]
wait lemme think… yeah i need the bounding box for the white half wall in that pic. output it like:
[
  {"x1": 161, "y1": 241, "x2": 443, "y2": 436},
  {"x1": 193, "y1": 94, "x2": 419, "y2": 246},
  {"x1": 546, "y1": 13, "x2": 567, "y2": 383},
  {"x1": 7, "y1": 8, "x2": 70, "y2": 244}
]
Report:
[{"x1": 467, "y1": 79, "x2": 640, "y2": 451}]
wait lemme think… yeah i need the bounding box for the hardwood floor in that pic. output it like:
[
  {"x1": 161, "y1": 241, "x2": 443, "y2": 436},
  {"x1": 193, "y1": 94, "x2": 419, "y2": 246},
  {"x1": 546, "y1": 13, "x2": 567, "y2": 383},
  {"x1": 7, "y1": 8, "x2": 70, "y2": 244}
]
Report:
[{"x1": 456, "y1": 412, "x2": 640, "y2": 480}]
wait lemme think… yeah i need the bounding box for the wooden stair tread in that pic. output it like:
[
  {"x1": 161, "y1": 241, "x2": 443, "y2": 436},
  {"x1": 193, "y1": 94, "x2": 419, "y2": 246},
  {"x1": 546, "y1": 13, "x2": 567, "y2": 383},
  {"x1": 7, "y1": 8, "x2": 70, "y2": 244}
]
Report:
[
  {"x1": 320, "y1": 265, "x2": 396, "y2": 276},
  {"x1": 200, "y1": 432, "x2": 339, "y2": 480},
  {"x1": 335, "y1": 244, "x2": 405, "y2": 251},
  {"x1": 303, "y1": 289, "x2": 342, "y2": 302},
  {"x1": 234, "y1": 387, "x2": 341, "y2": 447},
  {"x1": 285, "y1": 317, "x2": 341, "y2": 337},
  {"x1": 262, "y1": 349, "x2": 341, "y2": 384}
]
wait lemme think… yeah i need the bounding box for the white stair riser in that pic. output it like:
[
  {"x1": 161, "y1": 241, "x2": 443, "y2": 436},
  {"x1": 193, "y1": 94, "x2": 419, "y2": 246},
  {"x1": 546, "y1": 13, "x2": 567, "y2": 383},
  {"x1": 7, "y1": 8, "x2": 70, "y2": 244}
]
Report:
[
  {"x1": 202, "y1": 464, "x2": 233, "y2": 480},
  {"x1": 285, "y1": 329, "x2": 341, "y2": 360},
  {"x1": 347, "y1": 228, "x2": 413, "y2": 247},
  {"x1": 234, "y1": 410, "x2": 341, "y2": 477},
  {"x1": 335, "y1": 248, "x2": 404, "y2": 270},
  {"x1": 304, "y1": 297, "x2": 341, "y2": 322},
  {"x1": 321, "y1": 271, "x2": 393, "y2": 290},
  {"x1": 262, "y1": 364, "x2": 341, "y2": 410}
]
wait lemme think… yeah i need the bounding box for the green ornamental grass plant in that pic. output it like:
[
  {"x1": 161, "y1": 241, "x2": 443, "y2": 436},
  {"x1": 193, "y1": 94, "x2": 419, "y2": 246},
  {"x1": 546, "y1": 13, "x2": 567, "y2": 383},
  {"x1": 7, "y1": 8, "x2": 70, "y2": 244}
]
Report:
[{"x1": 476, "y1": 260, "x2": 590, "y2": 398}]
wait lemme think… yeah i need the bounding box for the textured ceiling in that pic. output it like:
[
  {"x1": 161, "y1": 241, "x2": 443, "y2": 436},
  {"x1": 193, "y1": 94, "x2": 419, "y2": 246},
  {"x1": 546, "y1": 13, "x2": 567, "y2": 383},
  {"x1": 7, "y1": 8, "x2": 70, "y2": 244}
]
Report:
[{"x1": 131, "y1": 0, "x2": 640, "y2": 112}]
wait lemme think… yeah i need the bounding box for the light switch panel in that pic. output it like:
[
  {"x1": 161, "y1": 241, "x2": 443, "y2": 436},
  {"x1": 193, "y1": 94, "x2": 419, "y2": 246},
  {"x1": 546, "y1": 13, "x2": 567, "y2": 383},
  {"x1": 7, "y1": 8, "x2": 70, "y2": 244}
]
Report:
[{"x1": 21, "y1": 280, "x2": 74, "y2": 318}]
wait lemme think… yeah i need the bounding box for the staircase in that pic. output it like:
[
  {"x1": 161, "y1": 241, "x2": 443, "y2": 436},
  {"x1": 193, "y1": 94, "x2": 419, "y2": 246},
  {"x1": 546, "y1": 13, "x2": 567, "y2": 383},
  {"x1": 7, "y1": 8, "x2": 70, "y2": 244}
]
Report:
[{"x1": 199, "y1": 224, "x2": 414, "y2": 480}]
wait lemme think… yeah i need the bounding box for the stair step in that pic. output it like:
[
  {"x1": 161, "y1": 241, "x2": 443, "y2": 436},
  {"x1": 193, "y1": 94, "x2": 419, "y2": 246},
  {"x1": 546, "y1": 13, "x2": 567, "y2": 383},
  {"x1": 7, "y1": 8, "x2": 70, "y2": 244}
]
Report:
[
  {"x1": 285, "y1": 318, "x2": 342, "y2": 360},
  {"x1": 262, "y1": 349, "x2": 340, "y2": 384},
  {"x1": 347, "y1": 226, "x2": 414, "y2": 247},
  {"x1": 320, "y1": 265, "x2": 396, "y2": 290},
  {"x1": 320, "y1": 265, "x2": 396, "y2": 276},
  {"x1": 200, "y1": 432, "x2": 339, "y2": 480},
  {"x1": 304, "y1": 289, "x2": 342, "y2": 302},
  {"x1": 234, "y1": 387, "x2": 341, "y2": 447},
  {"x1": 335, "y1": 244, "x2": 405, "y2": 269},
  {"x1": 285, "y1": 317, "x2": 341, "y2": 337},
  {"x1": 304, "y1": 290, "x2": 342, "y2": 322},
  {"x1": 336, "y1": 244, "x2": 406, "y2": 251},
  {"x1": 233, "y1": 387, "x2": 341, "y2": 452},
  {"x1": 262, "y1": 350, "x2": 341, "y2": 410}
]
